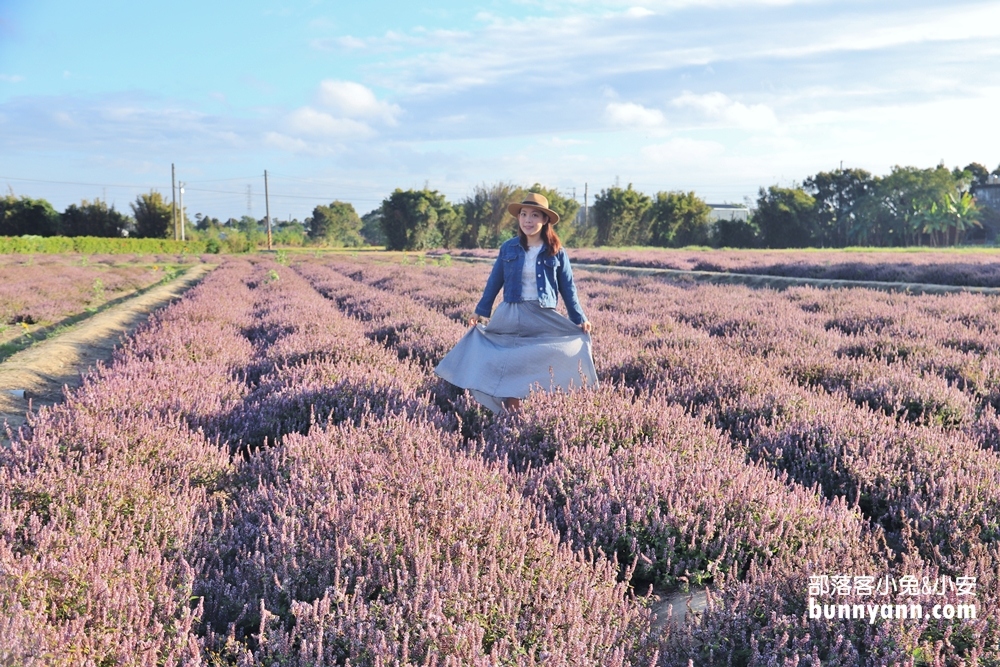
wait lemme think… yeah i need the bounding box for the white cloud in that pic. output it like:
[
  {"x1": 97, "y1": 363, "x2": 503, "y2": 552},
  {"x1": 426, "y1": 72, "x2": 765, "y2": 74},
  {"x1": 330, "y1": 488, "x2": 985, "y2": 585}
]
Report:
[
  {"x1": 625, "y1": 7, "x2": 655, "y2": 17},
  {"x1": 286, "y1": 107, "x2": 375, "y2": 139},
  {"x1": 317, "y1": 80, "x2": 401, "y2": 125},
  {"x1": 543, "y1": 137, "x2": 587, "y2": 147},
  {"x1": 0, "y1": 74, "x2": 24, "y2": 83},
  {"x1": 267, "y1": 80, "x2": 401, "y2": 153},
  {"x1": 264, "y1": 132, "x2": 333, "y2": 155},
  {"x1": 672, "y1": 91, "x2": 778, "y2": 129},
  {"x1": 52, "y1": 111, "x2": 76, "y2": 128},
  {"x1": 336, "y1": 36, "x2": 367, "y2": 49},
  {"x1": 758, "y1": 2, "x2": 1000, "y2": 60},
  {"x1": 642, "y1": 137, "x2": 725, "y2": 162},
  {"x1": 605, "y1": 101, "x2": 666, "y2": 129}
]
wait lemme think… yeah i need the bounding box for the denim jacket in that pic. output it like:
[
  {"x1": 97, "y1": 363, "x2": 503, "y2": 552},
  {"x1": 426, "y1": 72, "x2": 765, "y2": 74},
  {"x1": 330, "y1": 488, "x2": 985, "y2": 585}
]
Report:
[{"x1": 474, "y1": 237, "x2": 588, "y2": 325}]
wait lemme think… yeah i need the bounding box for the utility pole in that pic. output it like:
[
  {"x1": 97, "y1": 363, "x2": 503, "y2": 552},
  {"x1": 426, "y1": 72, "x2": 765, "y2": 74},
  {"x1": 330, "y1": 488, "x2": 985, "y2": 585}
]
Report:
[
  {"x1": 178, "y1": 182, "x2": 186, "y2": 241},
  {"x1": 171, "y1": 164, "x2": 177, "y2": 241},
  {"x1": 584, "y1": 182, "x2": 588, "y2": 227},
  {"x1": 264, "y1": 170, "x2": 272, "y2": 250}
]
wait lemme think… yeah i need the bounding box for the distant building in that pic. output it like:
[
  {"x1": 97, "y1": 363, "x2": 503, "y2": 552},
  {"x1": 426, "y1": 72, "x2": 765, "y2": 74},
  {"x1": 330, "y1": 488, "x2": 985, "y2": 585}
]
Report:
[
  {"x1": 707, "y1": 204, "x2": 750, "y2": 222},
  {"x1": 974, "y1": 175, "x2": 1000, "y2": 212},
  {"x1": 972, "y1": 175, "x2": 1000, "y2": 244}
]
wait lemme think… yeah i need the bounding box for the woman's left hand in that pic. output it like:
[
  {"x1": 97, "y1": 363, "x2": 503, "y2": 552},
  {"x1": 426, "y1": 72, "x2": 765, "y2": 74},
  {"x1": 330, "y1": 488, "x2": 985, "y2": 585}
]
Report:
[{"x1": 580, "y1": 321, "x2": 592, "y2": 334}]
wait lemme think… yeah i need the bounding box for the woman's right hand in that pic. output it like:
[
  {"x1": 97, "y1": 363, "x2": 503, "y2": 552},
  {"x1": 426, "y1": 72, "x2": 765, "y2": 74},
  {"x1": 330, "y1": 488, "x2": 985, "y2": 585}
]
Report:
[{"x1": 469, "y1": 316, "x2": 487, "y2": 327}]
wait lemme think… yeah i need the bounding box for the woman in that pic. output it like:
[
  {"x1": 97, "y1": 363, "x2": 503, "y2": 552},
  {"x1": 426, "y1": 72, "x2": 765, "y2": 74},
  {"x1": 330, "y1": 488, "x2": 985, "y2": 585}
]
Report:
[{"x1": 434, "y1": 192, "x2": 597, "y2": 412}]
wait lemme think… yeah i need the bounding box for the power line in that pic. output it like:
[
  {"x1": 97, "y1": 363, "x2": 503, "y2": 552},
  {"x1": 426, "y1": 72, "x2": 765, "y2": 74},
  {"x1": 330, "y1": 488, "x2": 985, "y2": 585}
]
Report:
[{"x1": 184, "y1": 175, "x2": 260, "y2": 184}]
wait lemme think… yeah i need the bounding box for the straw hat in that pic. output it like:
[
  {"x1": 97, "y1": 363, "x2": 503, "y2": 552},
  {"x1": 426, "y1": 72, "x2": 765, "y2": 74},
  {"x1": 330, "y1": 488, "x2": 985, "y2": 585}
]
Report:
[{"x1": 507, "y1": 192, "x2": 560, "y2": 225}]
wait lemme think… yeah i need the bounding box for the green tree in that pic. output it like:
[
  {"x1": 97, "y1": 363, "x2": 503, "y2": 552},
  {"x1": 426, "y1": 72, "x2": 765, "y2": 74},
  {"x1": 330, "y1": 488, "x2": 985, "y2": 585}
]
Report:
[
  {"x1": 130, "y1": 191, "x2": 172, "y2": 239},
  {"x1": 938, "y1": 191, "x2": 981, "y2": 245},
  {"x1": 274, "y1": 219, "x2": 307, "y2": 246},
  {"x1": 804, "y1": 168, "x2": 875, "y2": 246},
  {"x1": 196, "y1": 215, "x2": 224, "y2": 232},
  {"x1": 360, "y1": 209, "x2": 386, "y2": 246},
  {"x1": 0, "y1": 194, "x2": 60, "y2": 236},
  {"x1": 307, "y1": 201, "x2": 363, "y2": 247},
  {"x1": 876, "y1": 165, "x2": 964, "y2": 245},
  {"x1": 592, "y1": 184, "x2": 652, "y2": 246},
  {"x1": 61, "y1": 199, "x2": 131, "y2": 237},
  {"x1": 754, "y1": 186, "x2": 818, "y2": 248},
  {"x1": 713, "y1": 217, "x2": 760, "y2": 248},
  {"x1": 647, "y1": 191, "x2": 713, "y2": 247},
  {"x1": 380, "y1": 189, "x2": 459, "y2": 251},
  {"x1": 240, "y1": 215, "x2": 265, "y2": 247},
  {"x1": 958, "y1": 162, "x2": 991, "y2": 188},
  {"x1": 460, "y1": 182, "x2": 525, "y2": 248}
]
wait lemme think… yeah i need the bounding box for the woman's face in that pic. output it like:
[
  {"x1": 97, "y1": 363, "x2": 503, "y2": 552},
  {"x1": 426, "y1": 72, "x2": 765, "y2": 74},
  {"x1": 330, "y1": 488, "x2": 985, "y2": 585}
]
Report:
[{"x1": 518, "y1": 207, "x2": 548, "y2": 238}]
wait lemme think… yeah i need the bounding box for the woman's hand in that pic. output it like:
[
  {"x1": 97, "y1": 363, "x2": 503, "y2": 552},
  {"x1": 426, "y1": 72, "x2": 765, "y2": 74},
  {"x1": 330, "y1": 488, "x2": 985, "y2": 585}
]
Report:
[
  {"x1": 580, "y1": 321, "x2": 592, "y2": 334},
  {"x1": 469, "y1": 316, "x2": 487, "y2": 327}
]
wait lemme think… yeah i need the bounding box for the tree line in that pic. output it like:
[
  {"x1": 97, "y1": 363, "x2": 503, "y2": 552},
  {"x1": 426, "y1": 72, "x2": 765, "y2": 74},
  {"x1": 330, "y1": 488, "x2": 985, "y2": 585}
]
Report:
[
  {"x1": 3, "y1": 160, "x2": 998, "y2": 250},
  {"x1": 368, "y1": 183, "x2": 717, "y2": 251},
  {"x1": 749, "y1": 162, "x2": 1000, "y2": 248}
]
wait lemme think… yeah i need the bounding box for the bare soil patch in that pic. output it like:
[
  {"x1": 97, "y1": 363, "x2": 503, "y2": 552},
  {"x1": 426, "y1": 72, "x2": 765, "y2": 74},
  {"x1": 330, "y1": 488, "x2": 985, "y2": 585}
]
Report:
[{"x1": 0, "y1": 264, "x2": 215, "y2": 439}]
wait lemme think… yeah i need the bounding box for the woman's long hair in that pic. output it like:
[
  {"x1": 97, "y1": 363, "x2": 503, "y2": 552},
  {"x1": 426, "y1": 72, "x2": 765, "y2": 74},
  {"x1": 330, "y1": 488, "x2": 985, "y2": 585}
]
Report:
[{"x1": 517, "y1": 217, "x2": 562, "y2": 255}]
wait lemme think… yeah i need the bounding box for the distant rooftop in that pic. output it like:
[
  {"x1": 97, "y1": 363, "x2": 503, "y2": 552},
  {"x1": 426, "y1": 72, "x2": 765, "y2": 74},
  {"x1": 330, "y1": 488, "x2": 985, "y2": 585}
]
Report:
[{"x1": 707, "y1": 203, "x2": 750, "y2": 222}]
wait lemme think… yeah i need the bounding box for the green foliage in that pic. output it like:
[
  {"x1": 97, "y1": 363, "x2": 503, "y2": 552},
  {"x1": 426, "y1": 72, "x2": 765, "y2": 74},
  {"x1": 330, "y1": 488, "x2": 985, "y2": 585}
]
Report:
[
  {"x1": 714, "y1": 217, "x2": 760, "y2": 248},
  {"x1": 272, "y1": 220, "x2": 307, "y2": 246},
  {"x1": 592, "y1": 184, "x2": 652, "y2": 246},
  {"x1": 195, "y1": 214, "x2": 223, "y2": 232},
  {"x1": 359, "y1": 209, "x2": 386, "y2": 246},
  {"x1": 957, "y1": 162, "x2": 991, "y2": 188},
  {"x1": 874, "y1": 165, "x2": 958, "y2": 246},
  {"x1": 0, "y1": 194, "x2": 61, "y2": 236},
  {"x1": 187, "y1": 217, "x2": 254, "y2": 252},
  {"x1": 647, "y1": 190, "x2": 713, "y2": 247},
  {"x1": 748, "y1": 164, "x2": 982, "y2": 248},
  {"x1": 914, "y1": 192, "x2": 981, "y2": 246},
  {"x1": 61, "y1": 199, "x2": 132, "y2": 238},
  {"x1": 307, "y1": 201, "x2": 363, "y2": 247},
  {"x1": 130, "y1": 191, "x2": 172, "y2": 239},
  {"x1": 804, "y1": 168, "x2": 875, "y2": 247},
  {"x1": 0, "y1": 236, "x2": 208, "y2": 254},
  {"x1": 380, "y1": 189, "x2": 460, "y2": 251},
  {"x1": 460, "y1": 182, "x2": 524, "y2": 248},
  {"x1": 235, "y1": 215, "x2": 264, "y2": 247},
  {"x1": 754, "y1": 185, "x2": 818, "y2": 248}
]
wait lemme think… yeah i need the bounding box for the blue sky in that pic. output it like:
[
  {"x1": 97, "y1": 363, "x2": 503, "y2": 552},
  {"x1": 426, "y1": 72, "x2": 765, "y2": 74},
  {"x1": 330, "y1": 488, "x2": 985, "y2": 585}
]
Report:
[{"x1": 2, "y1": 0, "x2": 999, "y2": 220}]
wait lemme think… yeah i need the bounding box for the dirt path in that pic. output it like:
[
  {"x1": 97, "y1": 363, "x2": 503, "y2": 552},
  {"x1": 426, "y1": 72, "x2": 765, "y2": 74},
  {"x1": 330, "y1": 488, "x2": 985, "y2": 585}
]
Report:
[{"x1": 0, "y1": 264, "x2": 215, "y2": 439}]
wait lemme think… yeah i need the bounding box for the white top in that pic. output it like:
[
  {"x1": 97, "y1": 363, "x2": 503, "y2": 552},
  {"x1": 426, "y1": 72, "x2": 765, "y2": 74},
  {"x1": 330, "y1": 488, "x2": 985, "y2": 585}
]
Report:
[{"x1": 521, "y1": 243, "x2": 543, "y2": 301}]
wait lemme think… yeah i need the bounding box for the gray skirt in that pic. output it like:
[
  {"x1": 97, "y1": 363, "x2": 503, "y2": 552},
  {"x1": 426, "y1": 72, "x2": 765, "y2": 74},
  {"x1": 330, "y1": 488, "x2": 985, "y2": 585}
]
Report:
[{"x1": 434, "y1": 300, "x2": 598, "y2": 413}]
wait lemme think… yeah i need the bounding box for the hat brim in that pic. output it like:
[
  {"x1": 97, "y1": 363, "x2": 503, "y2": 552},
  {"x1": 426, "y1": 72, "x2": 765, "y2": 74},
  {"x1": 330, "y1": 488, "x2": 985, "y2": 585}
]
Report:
[{"x1": 507, "y1": 202, "x2": 560, "y2": 225}]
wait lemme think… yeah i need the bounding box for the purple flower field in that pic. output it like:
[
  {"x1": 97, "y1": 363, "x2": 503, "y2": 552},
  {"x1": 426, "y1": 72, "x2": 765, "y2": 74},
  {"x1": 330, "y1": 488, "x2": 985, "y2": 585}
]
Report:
[
  {"x1": 2, "y1": 252, "x2": 999, "y2": 665},
  {"x1": 440, "y1": 247, "x2": 1000, "y2": 288},
  {"x1": 0, "y1": 253, "x2": 205, "y2": 334}
]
